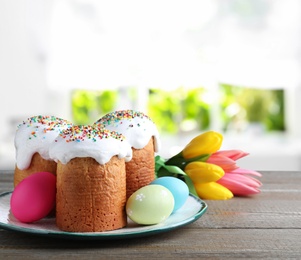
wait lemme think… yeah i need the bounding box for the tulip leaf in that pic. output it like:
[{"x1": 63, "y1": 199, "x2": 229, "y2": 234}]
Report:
[
  {"x1": 165, "y1": 153, "x2": 211, "y2": 170},
  {"x1": 155, "y1": 155, "x2": 198, "y2": 196},
  {"x1": 182, "y1": 175, "x2": 198, "y2": 196},
  {"x1": 156, "y1": 156, "x2": 187, "y2": 177}
]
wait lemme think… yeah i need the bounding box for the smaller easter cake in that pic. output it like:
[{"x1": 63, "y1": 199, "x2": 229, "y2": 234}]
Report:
[
  {"x1": 94, "y1": 110, "x2": 161, "y2": 199},
  {"x1": 14, "y1": 115, "x2": 72, "y2": 187},
  {"x1": 49, "y1": 125, "x2": 132, "y2": 232}
]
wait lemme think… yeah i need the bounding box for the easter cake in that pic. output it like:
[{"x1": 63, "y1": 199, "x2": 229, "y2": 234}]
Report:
[
  {"x1": 11, "y1": 111, "x2": 180, "y2": 232},
  {"x1": 14, "y1": 115, "x2": 72, "y2": 187},
  {"x1": 94, "y1": 110, "x2": 161, "y2": 199},
  {"x1": 49, "y1": 125, "x2": 132, "y2": 232}
]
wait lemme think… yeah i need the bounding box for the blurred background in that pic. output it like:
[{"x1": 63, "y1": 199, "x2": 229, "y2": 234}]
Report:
[{"x1": 1, "y1": 0, "x2": 301, "y2": 171}]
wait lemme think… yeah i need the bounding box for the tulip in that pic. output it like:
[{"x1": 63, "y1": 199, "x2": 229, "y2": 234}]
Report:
[
  {"x1": 207, "y1": 150, "x2": 249, "y2": 172},
  {"x1": 165, "y1": 131, "x2": 223, "y2": 169},
  {"x1": 185, "y1": 161, "x2": 225, "y2": 184},
  {"x1": 182, "y1": 131, "x2": 223, "y2": 159},
  {"x1": 155, "y1": 130, "x2": 262, "y2": 200},
  {"x1": 194, "y1": 182, "x2": 233, "y2": 200},
  {"x1": 230, "y1": 167, "x2": 262, "y2": 177},
  {"x1": 217, "y1": 172, "x2": 262, "y2": 196}
]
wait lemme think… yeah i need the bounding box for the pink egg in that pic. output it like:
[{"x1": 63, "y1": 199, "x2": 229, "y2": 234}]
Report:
[{"x1": 10, "y1": 171, "x2": 56, "y2": 223}]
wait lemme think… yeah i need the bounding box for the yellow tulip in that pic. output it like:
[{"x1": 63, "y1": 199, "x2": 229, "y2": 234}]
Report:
[
  {"x1": 194, "y1": 182, "x2": 233, "y2": 200},
  {"x1": 185, "y1": 161, "x2": 224, "y2": 184},
  {"x1": 182, "y1": 131, "x2": 223, "y2": 159}
]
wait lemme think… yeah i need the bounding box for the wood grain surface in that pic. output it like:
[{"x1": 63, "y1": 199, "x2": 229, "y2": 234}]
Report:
[{"x1": 0, "y1": 171, "x2": 301, "y2": 259}]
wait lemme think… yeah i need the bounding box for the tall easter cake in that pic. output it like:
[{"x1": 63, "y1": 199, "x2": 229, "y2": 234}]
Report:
[
  {"x1": 49, "y1": 125, "x2": 132, "y2": 232},
  {"x1": 14, "y1": 115, "x2": 72, "y2": 187},
  {"x1": 12, "y1": 111, "x2": 161, "y2": 232},
  {"x1": 94, "y1": 110, "x2": 161, "y2": 199}
]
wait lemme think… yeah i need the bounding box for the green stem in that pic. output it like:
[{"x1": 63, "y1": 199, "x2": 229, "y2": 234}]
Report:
[
  {"x1": 155, "y1": 155, "x2": 198, "y2": 196},
  {"x1": 165, "y1": 153, "x2": 211, "y2": 170}
]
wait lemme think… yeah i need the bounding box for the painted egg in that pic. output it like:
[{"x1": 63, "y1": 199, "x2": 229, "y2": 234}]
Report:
[
  {"x1": 126, "y1": 184, "x2": 174, "y2": 225},
  {"x1": 10, "y1": 171, "x2": 56, "y2": 223},
  {"x1": 151, "y1": 176, "x2": 189, "y2": 213}
]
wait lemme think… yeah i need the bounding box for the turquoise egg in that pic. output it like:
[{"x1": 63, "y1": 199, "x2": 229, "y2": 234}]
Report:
[
  {"x1": 151, "y1": 177, "x2": 189, "y2": 212},
  {"x1": 126, "y1": 185, "x2": 174, "y2": 225}
]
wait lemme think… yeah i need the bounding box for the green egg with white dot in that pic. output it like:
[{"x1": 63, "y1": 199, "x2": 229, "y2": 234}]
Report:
[{"x1": 126, "y1": 184, "x2": 175, "y2": 225}]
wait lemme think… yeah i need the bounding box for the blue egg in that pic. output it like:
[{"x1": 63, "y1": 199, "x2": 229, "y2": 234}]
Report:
[{"x1": 151, "y1": 177, "x2": 189, "y2": 213}]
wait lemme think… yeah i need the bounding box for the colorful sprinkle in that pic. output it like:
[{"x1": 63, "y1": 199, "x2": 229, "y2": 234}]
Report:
[
  {"x1": 57, "y1": 125, "x2": 125, "y2": 143},
  {"x1": 94, "y1": 110, "x2": 155, "y2": 129},
  {"x1": 17, "y1": 115, "x2": 73, "y2": 140}
]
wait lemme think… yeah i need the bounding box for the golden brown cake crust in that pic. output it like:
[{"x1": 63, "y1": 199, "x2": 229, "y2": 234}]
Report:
[
  {"x1": 126, "y1": 137, "x2": 155, "y2": 199},
  {"x1": 56, "y1": 156, "x2": 127, "y2": 232},
  {"x1": 14, "y1": 152, "x2": 57, "y2": 187}
]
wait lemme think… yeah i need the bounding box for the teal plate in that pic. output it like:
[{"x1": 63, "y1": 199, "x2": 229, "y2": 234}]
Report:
[{"x1": 0, "y1": 191, "x2": 207, "y2": 240}]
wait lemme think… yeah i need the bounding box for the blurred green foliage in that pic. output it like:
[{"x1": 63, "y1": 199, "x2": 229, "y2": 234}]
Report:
[
  {"x1": 148, "y1": 87, "x2": 210, "y2": 134},
  {"x1": 71, "y1": 89, "x2": 117, "y2": 125},
  {"x1": 71, "y1": 85, "x2": 285, "y2": 133},
  {"x1": 219, "y1": 84, "x2": 285, "y2": 132}
]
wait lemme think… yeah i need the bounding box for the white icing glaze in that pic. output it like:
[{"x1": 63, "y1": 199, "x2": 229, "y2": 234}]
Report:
[
  {"x1": 94, "y1": 110, "x2": 161, "y2": 153},
  {"x1": 48, "y1": 125, "x2": 132, "y2": 165},
  {"x1": 14, "y1": 115, "x2": 72, "y2": 170}
]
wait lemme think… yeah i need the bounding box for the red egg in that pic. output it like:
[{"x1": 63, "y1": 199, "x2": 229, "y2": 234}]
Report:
[{"x1": 10, "y1": 171, "x2": 56, "y2": 223}]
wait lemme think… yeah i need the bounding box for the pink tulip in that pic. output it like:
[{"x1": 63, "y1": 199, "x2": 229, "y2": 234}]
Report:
[
  {"x1": 207, "y1": 150, "x2": 249, "y2": 172},
  {"x1": 229, "y1": 167, "x2": 262, "y2": 177},
  {"x1": 217, "y1": 172, "x2": 262, "y2": 196}
]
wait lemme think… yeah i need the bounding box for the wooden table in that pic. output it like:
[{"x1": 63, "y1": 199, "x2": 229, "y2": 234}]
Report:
[{"x1": 0, "y1": 170, "x2": 301, "y2": 259}]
